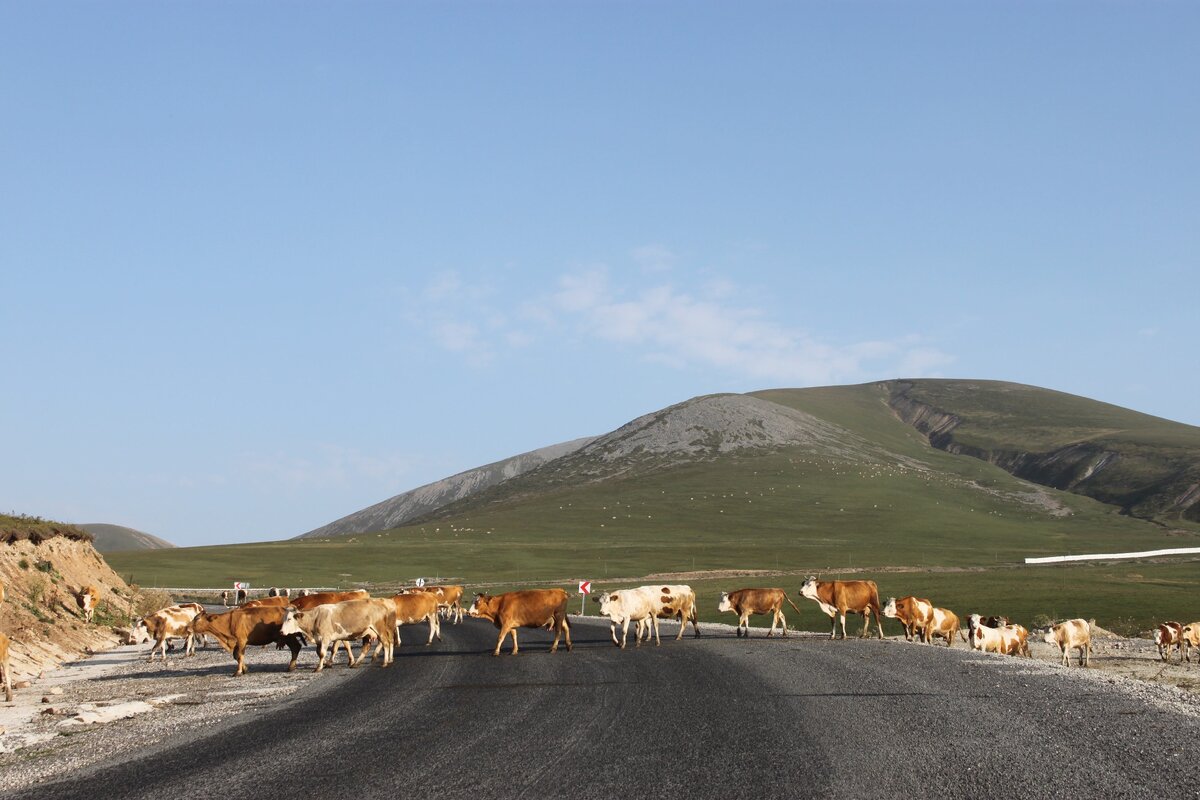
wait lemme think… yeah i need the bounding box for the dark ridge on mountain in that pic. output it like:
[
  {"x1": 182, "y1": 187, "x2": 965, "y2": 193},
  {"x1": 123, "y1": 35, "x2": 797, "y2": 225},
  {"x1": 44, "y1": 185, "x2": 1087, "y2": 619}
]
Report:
[
  {"x1": 297, "y1": 436, "x2": 597, "y2": 539},
  {"x1": 884, "y1": 379, "x2": 1200, "y2": 525},
  {"x1": 78, "y1": 523, "x2": 175, "y2": 552}
]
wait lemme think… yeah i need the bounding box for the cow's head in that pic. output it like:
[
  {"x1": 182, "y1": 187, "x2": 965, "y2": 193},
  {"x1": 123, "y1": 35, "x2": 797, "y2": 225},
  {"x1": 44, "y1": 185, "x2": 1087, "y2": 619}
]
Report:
[
  {"x1": 1041, "y1": 627, "x2": 1059, "y2": 645},
  {"x1": 129, "y1": 618, "x2": 150, "y2": 645},
  {"x1": 597, "y1": 593, "x2": 620, "y2": 616},
  {"x1": 468, "y1": 594, "x2": 494, "y2": 619},
  {"x1": 279, "y1": 608, "x2": 304, "y2": 637},
  {"x1": 717, "y1": 592, "x2": 732, "y2": 613},
  {"x1": 882, "y1": 597, "x2": 898, "y2": 618},
  {"x1": 799, "y1": 577, "x2": 819, "y2": 601}
]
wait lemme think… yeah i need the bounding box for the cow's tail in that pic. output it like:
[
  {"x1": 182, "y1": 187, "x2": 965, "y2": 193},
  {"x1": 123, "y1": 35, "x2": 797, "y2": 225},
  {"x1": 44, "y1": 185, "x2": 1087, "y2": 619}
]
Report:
[{"x1": 783, "y1": 593, "x2": 804, "y2": 615}]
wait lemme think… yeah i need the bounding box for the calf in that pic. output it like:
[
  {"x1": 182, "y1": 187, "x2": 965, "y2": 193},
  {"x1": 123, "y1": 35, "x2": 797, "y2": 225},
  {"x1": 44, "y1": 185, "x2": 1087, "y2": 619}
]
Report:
[
  {"x1": 469, "y1": 589, "x2": 572, "y2": 656},
  {"x1": 799, "y1": 577, "x2": 884, "y2": 639},
  {"x1": 924, "y1": 607, "x2": 961, "y2": 647},
  {"x1": 0, "y1": 632, "x2": 13, "y2": 702},
  {"x1": 882, "y1": 596, "x2": 934, "y2": 642},
  {"x1": 1155, "y1": 621, "x2": 1183, "y2": 663},
  {"x1": 1002, "y1": 624, "x2": 1031, "y2": 657},
  {"x1": 1043, "y1": 619, "x2": 1091, "y2": 667},
  {"x1": 718, "y1": 588, "x2": 802, "y2": 638}
]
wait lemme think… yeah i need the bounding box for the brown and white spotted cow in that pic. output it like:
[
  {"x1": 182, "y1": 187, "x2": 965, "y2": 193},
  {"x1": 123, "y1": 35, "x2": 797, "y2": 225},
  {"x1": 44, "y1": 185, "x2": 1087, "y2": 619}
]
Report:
[
  {"x1": 468, "y1": 589, "x2": 572, "y2": 656},
  {"x1": 74, "y1": 585, "x2": 100, "y2": 623},
  {"x1": 923, "y1": 607, "x2": 962, "y2": 647},
  {"x1": 1155, "y1": 621, "x2": 1184, "y2": 663},
  {"x1": 799, "y1": 577, "x2": 884, "y2": 640},
  {"x1": 718, "y1": 588, "x2": 802, "y2": 638},
  {"x1": 882, "y1": 596, "x2": 934, "y2": 642},
  {"x1": 131, "y1": 602, "x2": 206, "y2": 662}
]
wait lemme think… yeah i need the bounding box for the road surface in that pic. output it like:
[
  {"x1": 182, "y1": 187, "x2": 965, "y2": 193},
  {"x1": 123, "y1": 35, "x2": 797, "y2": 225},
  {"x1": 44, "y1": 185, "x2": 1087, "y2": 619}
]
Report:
[{"x1": 8, "y1": 618, "x2": 1198, "y2": 799}]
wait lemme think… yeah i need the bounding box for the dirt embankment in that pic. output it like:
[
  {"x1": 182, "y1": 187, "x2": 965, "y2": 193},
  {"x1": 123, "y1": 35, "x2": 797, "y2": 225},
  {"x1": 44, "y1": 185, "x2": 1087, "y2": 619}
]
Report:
[{"x1": 1, "y1": 536, "x2": 133, "y2": 680}]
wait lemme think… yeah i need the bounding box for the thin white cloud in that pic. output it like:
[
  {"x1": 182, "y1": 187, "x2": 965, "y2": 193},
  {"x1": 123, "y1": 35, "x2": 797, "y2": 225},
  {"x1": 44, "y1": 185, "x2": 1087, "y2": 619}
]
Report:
[
  {"x1": 401, "y1": 257, "x2": 953, "y2": 385},
  {"x1": 548, "y1": 268, "x2": 953, "y2": 384},
  {"x1": 631, "y1": 244, "x2": 677, "y2": 272}
]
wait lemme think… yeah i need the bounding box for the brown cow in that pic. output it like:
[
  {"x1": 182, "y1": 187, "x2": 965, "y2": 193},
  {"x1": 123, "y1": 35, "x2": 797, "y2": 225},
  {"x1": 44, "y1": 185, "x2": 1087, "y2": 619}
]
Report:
[
  {"x1": 74, "y1": 585, "x2": 100, "y2": 623},
  {"x1": 290, "y1": 589, "x2": 369, "y2": 611},
  {"x1": 0, "y1": 632, "x2": 13, "y2": 702},
  {"x1": 799, "y1": 577, "x2": 884, "y2": 639},
  {"x1": 717, "y1": 588, "x2": 802, "y2": 638},
  {"x1": 389, "y1": 592, "x2": 442, "y2": 645},
  {"x1": 190, "y1": 606, "x2": 303, "y2": 676},
  {"x1": 924, "y1": 607, "x2": 961, "y2": 647},
  {"x1": 1155, "y1": 621, "x2": 1183, "y2": 662},
  {"x1": 468, "y1": 589, "x2": 572, "y2": 656},
  {"x1": 1002, "y1": 624, "x2": 1032, "y2": 657},
  {"x1": 240, "y1": 595, "x2": 290, "y2": 609},
  {"x1": 882, "y1": 596, "x2": 934, "y2": 642}
]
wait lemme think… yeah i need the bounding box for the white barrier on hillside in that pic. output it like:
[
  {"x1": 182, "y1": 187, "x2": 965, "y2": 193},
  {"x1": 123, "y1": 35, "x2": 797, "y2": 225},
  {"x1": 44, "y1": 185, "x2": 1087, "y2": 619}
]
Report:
[{"x1": 1025, "y1": 547, "x2": 1200, "y2": 565}]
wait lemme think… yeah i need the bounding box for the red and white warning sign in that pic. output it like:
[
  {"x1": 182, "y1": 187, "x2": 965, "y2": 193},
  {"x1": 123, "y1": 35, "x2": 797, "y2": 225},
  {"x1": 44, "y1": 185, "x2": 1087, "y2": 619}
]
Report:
[{"x1": 578, "y1": 580, "x2": 592, "y2": 595}]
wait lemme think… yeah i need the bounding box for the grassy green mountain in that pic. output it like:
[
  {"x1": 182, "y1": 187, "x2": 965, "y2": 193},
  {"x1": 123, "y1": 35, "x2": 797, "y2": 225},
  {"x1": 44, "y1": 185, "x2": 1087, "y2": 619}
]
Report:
[
  {"x1": 106, "y1": 380, "x2": 1200, "y2": 633},
  {"x1": 78, "y1": 523, "x2": 175, "y2": 552}
]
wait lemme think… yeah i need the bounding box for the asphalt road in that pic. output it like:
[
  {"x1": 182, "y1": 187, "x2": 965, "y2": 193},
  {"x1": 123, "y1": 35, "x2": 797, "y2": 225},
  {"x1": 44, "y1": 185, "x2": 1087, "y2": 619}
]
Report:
[{"x1": 9, "y1": 618, "x2": 1200, "y2": 799}]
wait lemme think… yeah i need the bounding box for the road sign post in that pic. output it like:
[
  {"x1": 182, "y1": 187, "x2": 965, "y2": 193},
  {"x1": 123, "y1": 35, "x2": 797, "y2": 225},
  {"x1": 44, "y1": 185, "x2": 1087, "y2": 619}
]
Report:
[{"x1": 578, "y1": 580, "x2": 591, "y2": 615}]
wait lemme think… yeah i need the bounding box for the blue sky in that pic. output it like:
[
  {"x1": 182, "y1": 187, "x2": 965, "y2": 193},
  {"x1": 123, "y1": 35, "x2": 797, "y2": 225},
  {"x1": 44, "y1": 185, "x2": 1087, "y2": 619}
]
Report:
[{"x1": 3, "y1": 3, "x2": 1197, "y2": 546}]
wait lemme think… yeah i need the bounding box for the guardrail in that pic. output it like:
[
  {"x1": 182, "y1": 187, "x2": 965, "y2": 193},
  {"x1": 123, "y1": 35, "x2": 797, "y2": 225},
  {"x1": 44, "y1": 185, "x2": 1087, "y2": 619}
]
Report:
[{"x1": 1024, "y1": 547, "x2": 1200, "y2": 565}]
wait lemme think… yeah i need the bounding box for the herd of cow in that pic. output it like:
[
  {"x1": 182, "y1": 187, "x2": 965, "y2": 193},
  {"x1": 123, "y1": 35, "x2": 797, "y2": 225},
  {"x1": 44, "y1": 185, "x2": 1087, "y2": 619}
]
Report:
[
  {"x1": 2, "y1": 572, "x2": 1190, "y2": 696},
  {"x1": 109, "y1": 576, "x2": 1106, "y2": 678}
]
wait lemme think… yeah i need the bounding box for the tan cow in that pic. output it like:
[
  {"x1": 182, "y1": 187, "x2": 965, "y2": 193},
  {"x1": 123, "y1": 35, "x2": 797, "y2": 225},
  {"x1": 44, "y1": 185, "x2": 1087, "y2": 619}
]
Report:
[
  {"x1": 240, "y1": 595, "x2": 290, "y2": 609},
  {"x1": 0, "y1": 632, "x2": 13, "y2": 702},
  {"x1": 1043, "y1": 619, "x2": 1091, "y2": 667},
  {"x1": 468, "y1": 589, "x2": 572, "y2": 656},
  {"x1": 799, "y1": 577, "x2": 884, "y2": 639},
  {"x1": 1155, "y1": 621, "x2": 1183, "y2": 662},
  {"x1": 389, "y1": 592, "x2": 442, "y2": 645},
  {"x1": 280, "y1": 599, "x2": 396, "y2": 672},
  {"x1": 132, "y1": 603, "x2": 206, "y2": 661},
  {"x1": 1180, "y1": 622, "x2": 1200, "y2": 663},
  {"x1": 882, "y1": 596, "x2": 934, "y2": 642},
  {"x1": 924, "y1": 607, "x2": 961, "y2": 647},
  {"x1": 190, "y1": 606, "x2": 303, "y2": 676},
  {"x1": 75, "y1": 585, "x2": 100, "y2": 623},
  {"x1": 718, "y1": 588, "x2": 802, "y2": 638},
  {"x1": 421, "y1": 585, "x2": 465, "y2": 624},
  {"x1": 646, "y1": 584, "x2": 700, "y2": 640}
]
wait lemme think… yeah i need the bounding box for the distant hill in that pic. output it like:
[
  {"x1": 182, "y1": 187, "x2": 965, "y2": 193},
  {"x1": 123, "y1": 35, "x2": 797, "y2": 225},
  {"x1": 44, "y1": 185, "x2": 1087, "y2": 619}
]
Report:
[
  {"x1": 297, "y1": 381, "x2": 1200, "y2": 539},
  {"x1": 296, "y1": 436, "x2": 597, "y2": 539},
  {"x1": 78, "y1": 523, "x2": 175, "y2": 552}
]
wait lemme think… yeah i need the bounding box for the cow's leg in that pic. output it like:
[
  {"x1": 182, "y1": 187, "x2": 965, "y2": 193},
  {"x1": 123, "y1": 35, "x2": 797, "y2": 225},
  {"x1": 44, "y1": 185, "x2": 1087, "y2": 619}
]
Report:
[
  {"x1": 233, "y1": 643, "x2": 247, "y2": 677},
  {"x1": 286, "y1": 635, "x2": 301, "y2": 671},
  {"x1": 493, "y1": 626, "x2": 509, "y2": 656},
  {"x1": 651, "y1": 615, "x2": 661, "y2": 646},
  {"x1": 561, "y1": 616, "x2": 572, "y2": 652},
  {"x1": 1082, "y1": 643, "x2": 1090, "y2": 667},
  {"x1": 839, "y1": 612, "x2": 849, "y2": 640},
  {"x1": 610, "y1": 620, "x2": 620, "y2": 647},
  {"x1": 740, "y1": 612, "x2": 750, "y2": 637},
  {"x1": 621, "y1": 617, "x2": 631, "y2": 649}
]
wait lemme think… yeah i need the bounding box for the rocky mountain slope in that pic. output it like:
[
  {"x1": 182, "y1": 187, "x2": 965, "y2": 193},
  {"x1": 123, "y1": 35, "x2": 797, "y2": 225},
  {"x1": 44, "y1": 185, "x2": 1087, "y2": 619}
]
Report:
[{"x1": 297, "y1": 436, "x2": 597, "y2": 539}]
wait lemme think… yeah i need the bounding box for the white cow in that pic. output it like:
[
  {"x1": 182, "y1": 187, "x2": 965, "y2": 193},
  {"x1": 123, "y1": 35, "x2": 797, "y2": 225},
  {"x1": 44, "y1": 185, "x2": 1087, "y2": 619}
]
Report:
[
  {"x1": 1043, "y1": 619, "x2": 1091, "y2": 667},
  {"x1": 596, "y1": 588, "x2": 659, "y2": 648}
]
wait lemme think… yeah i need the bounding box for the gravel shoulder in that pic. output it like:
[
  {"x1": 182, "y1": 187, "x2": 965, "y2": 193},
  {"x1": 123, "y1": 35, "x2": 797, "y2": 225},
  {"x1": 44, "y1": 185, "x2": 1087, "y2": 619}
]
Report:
[{"x1": 2, "y1": 619, "x2": 1200, "y2": 794}]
